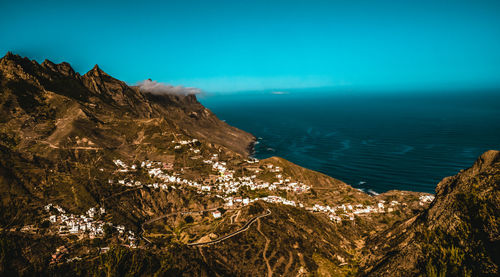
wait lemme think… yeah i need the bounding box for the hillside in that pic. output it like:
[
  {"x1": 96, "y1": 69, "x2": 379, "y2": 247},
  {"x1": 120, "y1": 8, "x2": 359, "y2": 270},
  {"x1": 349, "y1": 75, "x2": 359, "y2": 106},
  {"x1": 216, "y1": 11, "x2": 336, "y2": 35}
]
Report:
[
  {"x1": 0, "y1": 52, "x2": 255, "y2": 156},
  {"x1": 0, "y1": 52, "x2": 497, "y2": 276},
  {"x1": 360, "y1": 150, "x2": 500, "y2": 276}
]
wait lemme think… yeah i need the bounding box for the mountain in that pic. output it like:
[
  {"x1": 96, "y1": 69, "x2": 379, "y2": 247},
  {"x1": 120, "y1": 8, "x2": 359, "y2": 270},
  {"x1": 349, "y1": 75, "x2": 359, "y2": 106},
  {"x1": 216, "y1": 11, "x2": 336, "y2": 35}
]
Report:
[
  {"x1": 360, "y1": 150, "x2": 500, "y2": 276},
  {"x1": 0, "y1": 52, "x2": 255, "y2": 156},
  {"x1": 0, "y1": 52, "x2": 497, "y2": 276}
]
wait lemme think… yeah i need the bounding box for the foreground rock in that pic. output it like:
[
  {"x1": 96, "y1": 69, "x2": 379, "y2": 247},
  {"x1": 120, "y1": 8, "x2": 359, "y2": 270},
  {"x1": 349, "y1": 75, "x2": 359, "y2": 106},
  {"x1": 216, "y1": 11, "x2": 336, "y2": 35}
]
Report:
[{"x1": 360, "y1": 150, "x2": 500, "y2": 276}]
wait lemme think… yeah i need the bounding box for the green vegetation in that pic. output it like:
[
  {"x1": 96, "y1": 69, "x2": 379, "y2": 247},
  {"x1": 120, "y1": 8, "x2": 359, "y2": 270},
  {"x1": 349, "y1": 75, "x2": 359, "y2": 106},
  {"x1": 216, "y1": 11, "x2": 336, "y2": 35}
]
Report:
[
  {"x1": 1, "y1": 53, "x2": 498, "y2": 276},
  {"x1": 184, "y1": 215, "x2": 194, "y2": 224},
  {"x1": 420, "y1": 183, "x2": 499, "y2": 277},
  {"x1": 421, "y1": 228, "x2": 473, "y2": 277}
]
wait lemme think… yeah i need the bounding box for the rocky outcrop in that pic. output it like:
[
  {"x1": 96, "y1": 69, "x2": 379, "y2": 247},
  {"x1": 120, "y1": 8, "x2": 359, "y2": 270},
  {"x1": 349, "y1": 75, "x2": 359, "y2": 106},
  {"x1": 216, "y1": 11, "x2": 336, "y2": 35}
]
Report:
[
  {"x1": 360, "y1": 150, "x2": 500, "y2": 276},
  {"x1": 1, "y1": 52, "x2": 498, "y2": 276},
  {"x1": 0, "y1": 52, "x2": 255, "y2": 156}
]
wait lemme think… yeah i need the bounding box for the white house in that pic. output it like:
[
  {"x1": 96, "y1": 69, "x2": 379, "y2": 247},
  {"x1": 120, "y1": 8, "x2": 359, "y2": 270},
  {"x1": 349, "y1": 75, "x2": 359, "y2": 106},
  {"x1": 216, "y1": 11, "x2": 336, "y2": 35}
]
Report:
[
  {"x1": 201, "y1": 186, "x2": 211, "y2": 192},
  {"x1": 212, "y1": 211, "x2": 222, "y2": 218},
  {"x1": 49, "y1": 215, "x2": 57, "y2": 223}
]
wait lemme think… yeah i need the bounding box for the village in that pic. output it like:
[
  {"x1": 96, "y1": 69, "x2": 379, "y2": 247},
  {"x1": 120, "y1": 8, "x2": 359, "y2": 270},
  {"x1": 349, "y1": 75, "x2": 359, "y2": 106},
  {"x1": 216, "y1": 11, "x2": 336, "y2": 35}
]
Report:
[
  {"x1": 40, "y1": 203, "x2": 138, "y2": 246},
  {"x1": 15, "y1": 202, "x2": 140, "y2": 264},
  {"x1": 19, "y1": 138, "x2": 435, "y2": 265},
  {"x1": 109, "y1": 136, "x2": 434, "y2": 225}
]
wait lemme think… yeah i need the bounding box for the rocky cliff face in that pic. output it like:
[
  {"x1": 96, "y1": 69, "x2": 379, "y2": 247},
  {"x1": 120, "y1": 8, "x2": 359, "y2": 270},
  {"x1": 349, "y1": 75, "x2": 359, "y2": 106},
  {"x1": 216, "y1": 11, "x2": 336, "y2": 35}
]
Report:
[
  {"x1": 360, "y1": 150, "x2": 500, "y2": 276},
  {"x1": 0, "y1": 52, "x2": 498, "y2": 276},
  {"x1": 0, "y1": 52, "x2": 255, "y2": 156}
]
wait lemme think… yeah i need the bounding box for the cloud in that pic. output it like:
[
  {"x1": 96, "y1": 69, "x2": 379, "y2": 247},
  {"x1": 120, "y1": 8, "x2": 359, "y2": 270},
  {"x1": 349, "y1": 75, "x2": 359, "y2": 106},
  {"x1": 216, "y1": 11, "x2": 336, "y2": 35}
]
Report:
[
  {"x1": 271, "y1": 91, "x2": 289, "y2": 95},
  {"x1": 137, "y1": 79, "x2": 201, "y2": 96}
]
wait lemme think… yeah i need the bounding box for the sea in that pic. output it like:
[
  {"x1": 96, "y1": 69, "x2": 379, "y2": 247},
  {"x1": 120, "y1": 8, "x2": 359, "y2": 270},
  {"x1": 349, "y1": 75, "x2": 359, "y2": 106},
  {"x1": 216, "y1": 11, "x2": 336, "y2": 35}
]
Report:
[{"x1": 199, "y1": 89, "x2": 500, "y2": 193}]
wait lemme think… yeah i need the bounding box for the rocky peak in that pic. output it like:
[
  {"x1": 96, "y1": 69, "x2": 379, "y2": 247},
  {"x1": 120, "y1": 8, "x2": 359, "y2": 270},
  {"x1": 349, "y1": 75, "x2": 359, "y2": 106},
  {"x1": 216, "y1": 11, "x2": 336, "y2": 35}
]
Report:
[
  {"x1": 472, "y1": 150, "x2": 500, "y2": 174},
  {"x1": 41, "y1": 59, "x2": 77, "y2": 77},
  {"x1": 81, "y1": 64, "x2": 118, "y2": 95},
  {"x1": 84, "y1": 64, "x2": 109, "y2": 78},
  {"x1": 1, "y1": 51, "x2": 31, "y2": 64},
  {"x1": 0, "y1": 52, "x2": 255, "y2": 155},
  {"x1": 1, "y1": 52, "x2": 31, "y2": 67},
  {"x1": 434, "y1": 150, "x2": 500, "y2": 198},
  {"x1": 2, "y1": 51, "x2": 19, "y2": 60},
  {"x1": 40, "y1": 59, "x2": 56, "y2": 68},
  {"x1": 0, "y1": 52, "x2": 43, "y2": 85}
]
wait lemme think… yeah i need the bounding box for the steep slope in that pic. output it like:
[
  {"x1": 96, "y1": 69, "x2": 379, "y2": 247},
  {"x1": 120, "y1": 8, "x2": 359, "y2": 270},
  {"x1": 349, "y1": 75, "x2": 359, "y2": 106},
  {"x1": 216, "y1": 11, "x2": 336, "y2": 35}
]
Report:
[
  {"x1": 0, "y1": 52, "x2": 444, "y2": 276},
  {"x1": 0, "y1": 52, "x2": 255, "y2": 156},
  {"x1": 0, "y1": 52, "x2": 253, "y2": 227},
  {"x1": 47, "y1": 201, "x2": 367, "y2": 276},
  {"x1": 360, "y1": 150, "x2": 500, "y2": 276}
]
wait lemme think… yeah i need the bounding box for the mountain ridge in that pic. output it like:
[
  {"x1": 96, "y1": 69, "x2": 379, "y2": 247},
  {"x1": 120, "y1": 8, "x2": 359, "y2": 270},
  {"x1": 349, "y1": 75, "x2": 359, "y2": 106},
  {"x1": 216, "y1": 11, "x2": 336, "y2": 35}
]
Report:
[
  {"x1": 0, "y1": 52, "x2": 498, "y2": 276},
  {"x1": 0, "y1": 52, "x2": 256, "y2": 156}
]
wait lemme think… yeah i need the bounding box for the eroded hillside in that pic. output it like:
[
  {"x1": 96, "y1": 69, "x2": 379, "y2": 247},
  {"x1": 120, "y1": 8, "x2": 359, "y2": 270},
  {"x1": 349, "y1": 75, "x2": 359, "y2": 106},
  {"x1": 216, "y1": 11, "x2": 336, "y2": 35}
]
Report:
[{"x1": 0, "y1": 53, "x2": 496, "y2": 276}]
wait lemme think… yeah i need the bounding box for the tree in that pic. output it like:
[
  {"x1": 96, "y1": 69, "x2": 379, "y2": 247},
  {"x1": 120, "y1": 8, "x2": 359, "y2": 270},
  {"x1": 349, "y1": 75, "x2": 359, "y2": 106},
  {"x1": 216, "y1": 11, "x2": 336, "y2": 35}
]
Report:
[
  {"x1": 39, "y1": 220, "x2": 51, "y2": 228},
  {"x1": 184, "y1": 215, "x2": 194, "y2": 224},
  {"x1": 103, "y1": 224, "x2": 115, "y2": 238}
]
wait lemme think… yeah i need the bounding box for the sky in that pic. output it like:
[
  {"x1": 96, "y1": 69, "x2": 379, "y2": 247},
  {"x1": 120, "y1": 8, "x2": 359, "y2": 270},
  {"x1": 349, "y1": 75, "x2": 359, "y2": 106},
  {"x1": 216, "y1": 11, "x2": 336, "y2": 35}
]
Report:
[{"x1": 1, "y1": 0, "x2": 500, "y2": 93}]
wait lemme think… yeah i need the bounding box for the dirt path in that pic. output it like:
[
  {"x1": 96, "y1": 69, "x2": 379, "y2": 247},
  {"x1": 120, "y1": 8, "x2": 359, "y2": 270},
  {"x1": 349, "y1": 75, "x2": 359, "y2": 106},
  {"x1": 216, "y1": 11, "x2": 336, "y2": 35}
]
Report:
[
  {"x1": 143, "y1": 207, "x2": 224, "y2": 226},
  {"x1": 234, "y1": 209, "x2": 241, "y2": 222},
  {"x1": 283, "y1": 250, "x2": 294, "y2": 276},
  {"x1": 140, "y1": 207, "x2": 236, "y2": 244},
  {"x1": 36, "y1": 140, "x2": 101, "y2": 151},
  {"x1": 271, "y1": 256, "x2": 285, "y2": 275},
  {"x1": 198, "y1": 247, "x2": 208, "y2": 264},
  {"x1": 187, "y1": 209, "x2": 272, "y2": 247},
  {"x1": 257, "y1": 218, "x2": 273, "y2": 277},
  {"x1": 230, "y1": 210, "x2": 241, "y2": 224}
]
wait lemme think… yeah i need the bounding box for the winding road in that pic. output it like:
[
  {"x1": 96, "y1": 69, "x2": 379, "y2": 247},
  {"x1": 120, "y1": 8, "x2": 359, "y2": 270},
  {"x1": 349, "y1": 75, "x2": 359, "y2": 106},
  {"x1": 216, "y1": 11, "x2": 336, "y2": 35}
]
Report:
[
  {"x1": 187, "y1": 209, "x2": 272, "y2": 247},
  {"x1": 140, "y1": 207, "x2": 226, "y2": 244},
  {"x1": 143, "y1": 207, "x2": 223, "y2": 226}
]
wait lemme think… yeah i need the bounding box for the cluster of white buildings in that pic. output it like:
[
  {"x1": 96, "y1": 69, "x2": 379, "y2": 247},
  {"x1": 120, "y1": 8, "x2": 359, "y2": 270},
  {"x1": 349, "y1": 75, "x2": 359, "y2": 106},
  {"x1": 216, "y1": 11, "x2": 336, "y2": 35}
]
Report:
[
  {"x1": 112, "y1": 156, "x2": 311, "y2": 200},
  {"x1": 257, "y1": 195, "x2": 301, "y2": 207},
  {"x1": 266, "y1": 164, "x2": 281, "y2": 172},
  {"x1": 42, "y1": 203, "x2": 137, "y2": 246},
  {"x1": 307, "y1": 203, "x2": 382, "y2": 222},
  {"x1": 220, "y1": 193, "x2": 401, "y2": 224},
  {"x1": 419, "y1": 194, "x2": 435, "y2": 206},
  {"x1": 110, "y1": 155, "x2": 416, "y2": 226},
  {"x1": 174, "y1": 138, "x2": 198, "y2": 145},
  {"x1": 264, "y1": 164, "x2": 311, "y2": 193},
  {"x1": 44, "y1": 204, "x2": 106, "y2": 238},
  {"x1": 147, "y1": 167, "x2": 201, "y2": 190},
  {"x1": 223, "y1": 195, "x2": 301, "y2": 208},
  {"x1": 200, "y1": 158, "x2": 311, "y2": 195},
  {"x1": 173, "y1": 139, "x2": 199, "y2": 149}
]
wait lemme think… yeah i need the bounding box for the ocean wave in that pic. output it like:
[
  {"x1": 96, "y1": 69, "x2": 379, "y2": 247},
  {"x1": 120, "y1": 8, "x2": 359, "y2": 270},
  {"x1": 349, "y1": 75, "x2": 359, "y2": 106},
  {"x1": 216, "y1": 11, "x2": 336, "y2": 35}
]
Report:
[{"x1": 392, "y1": 145, "x2": 414, "y2": 155}]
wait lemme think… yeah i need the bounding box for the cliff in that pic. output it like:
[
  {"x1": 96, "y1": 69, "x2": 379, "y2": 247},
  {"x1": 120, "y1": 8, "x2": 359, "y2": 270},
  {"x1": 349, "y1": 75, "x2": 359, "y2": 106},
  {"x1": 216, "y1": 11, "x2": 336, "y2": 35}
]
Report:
[
  {"x1": 0, "y1": 52, "x2": 498, "y2": 276},
  {"x1": 0, "y1": 52, "x2": 255, "y2": 157},
  {"x1": 360, "y1": 150, "x2": 500, "y2": 276}
]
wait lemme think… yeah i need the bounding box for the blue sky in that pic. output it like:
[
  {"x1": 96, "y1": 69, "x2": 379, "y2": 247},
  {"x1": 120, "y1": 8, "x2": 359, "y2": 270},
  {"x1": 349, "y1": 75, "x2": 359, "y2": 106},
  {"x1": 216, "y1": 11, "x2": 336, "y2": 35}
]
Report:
[{"x1": 2, "y1": 0, "x2": 500, "y2": 93}]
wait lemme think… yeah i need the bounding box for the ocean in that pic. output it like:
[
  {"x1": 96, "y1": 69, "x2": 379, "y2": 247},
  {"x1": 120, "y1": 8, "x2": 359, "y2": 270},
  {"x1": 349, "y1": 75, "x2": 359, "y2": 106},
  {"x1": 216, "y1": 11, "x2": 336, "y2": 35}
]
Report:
[{"x1": 199, "y1": 90, "x2": 500, "y2": 193}]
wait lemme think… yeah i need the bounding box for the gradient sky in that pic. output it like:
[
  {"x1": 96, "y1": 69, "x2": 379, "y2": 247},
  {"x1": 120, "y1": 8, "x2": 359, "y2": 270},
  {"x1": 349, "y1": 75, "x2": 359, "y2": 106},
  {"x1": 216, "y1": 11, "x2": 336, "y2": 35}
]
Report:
[{"x1": 2, "y1": 0, "x2": 500, "y2": 93}]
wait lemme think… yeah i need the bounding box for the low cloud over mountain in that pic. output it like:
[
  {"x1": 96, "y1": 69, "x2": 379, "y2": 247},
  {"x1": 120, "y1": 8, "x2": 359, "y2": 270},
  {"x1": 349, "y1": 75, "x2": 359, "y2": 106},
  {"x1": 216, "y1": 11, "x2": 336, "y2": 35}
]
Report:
[{"x1": 137, "y1": 79, "x2": 201, "y2": 96}]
